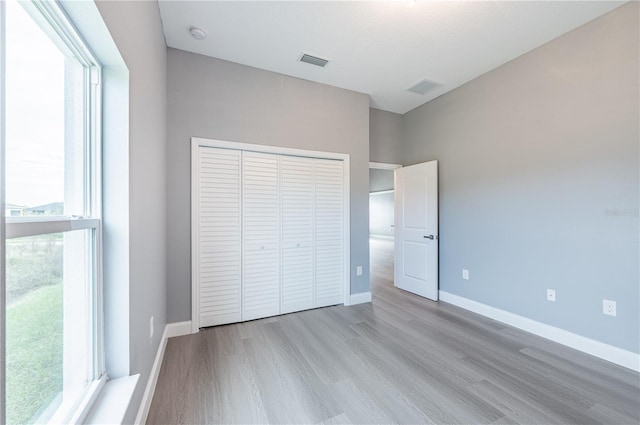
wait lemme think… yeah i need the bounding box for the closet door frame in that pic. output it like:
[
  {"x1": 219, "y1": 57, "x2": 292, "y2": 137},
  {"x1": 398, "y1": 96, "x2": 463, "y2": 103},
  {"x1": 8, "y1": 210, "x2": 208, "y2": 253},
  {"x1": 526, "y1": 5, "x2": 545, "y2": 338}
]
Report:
[{"x1": 191, "y1": 137, "x2": 351, "y2": 333}]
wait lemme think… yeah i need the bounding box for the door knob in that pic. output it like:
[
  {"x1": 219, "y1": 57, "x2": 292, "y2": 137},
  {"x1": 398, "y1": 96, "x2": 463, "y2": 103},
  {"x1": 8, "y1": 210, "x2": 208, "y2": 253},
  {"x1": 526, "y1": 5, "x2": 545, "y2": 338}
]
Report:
[{"x1": 423, "y1": 235, "x2": 434, "y2": 240}]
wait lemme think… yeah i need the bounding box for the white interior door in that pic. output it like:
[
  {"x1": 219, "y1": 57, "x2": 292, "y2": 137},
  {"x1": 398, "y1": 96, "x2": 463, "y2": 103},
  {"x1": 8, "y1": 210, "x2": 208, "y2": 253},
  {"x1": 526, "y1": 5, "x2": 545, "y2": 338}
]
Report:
[
  {"x1": 315, "y1": 158, "x2": 345, "y2": 307},
  {"x1": 197, "y1": 147, "x2": 242, "y2": 327},
  {"x1": 242, "y1": 151, "x2": 281, "y2": 321},
  {"x1": 394, "y1": 161, "x2": 438, "y2": 300},
  {"x1": 281, "y1": 156, "x2": 314, "y2": 314}
]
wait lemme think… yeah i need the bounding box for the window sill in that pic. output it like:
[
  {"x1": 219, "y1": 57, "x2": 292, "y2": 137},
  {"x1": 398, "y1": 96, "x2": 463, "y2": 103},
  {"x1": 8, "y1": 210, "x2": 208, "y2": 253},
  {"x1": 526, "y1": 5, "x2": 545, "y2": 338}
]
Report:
[{"x1": 84, "y1": 375, "x2": 139, "y2": 424}]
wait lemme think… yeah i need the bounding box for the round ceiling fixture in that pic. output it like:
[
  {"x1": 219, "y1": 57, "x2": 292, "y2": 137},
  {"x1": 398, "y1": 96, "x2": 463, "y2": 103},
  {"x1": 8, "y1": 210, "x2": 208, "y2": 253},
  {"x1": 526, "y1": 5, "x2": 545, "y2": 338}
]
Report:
[{"x1": 189, "y1": 27, "x2": 207, "y2": 41}]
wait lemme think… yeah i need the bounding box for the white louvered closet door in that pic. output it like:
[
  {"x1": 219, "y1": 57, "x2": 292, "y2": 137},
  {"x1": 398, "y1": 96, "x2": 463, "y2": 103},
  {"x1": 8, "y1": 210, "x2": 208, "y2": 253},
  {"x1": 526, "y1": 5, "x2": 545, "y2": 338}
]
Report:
[
  {"x1": 197, "y1": 147, "x2": 242, "y2": 327},
  {"x1": 280, "y1": 156, "x2": 314, "y2": 314},
  {"x1": 242, "y1": 151, "x2": 281, "y2": 321},
  {"x1": 314, "y1": 158, "x2": 345, "y2": 307}
]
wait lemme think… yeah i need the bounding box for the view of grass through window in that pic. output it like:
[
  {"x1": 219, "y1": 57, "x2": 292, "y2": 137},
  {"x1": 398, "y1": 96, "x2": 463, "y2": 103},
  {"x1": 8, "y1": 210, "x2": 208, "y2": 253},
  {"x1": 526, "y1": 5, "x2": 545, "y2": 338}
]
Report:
[{"x1": 6, "y1": 234, "x2": 64, "y2": 424}]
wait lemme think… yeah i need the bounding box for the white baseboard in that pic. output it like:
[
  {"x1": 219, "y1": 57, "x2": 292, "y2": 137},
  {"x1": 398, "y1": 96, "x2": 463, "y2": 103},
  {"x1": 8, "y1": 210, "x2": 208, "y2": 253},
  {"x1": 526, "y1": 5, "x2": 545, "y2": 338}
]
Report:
[
  {"x1": 439, "y1": 291, "x2": 640, "y2": 372},
  {"x1": 135, "y1": 321, "x2": 192, "y2": 424},
  {"x1": 350, "y1": 292, "x2": 372, "y2": 305},
  {"x1": 165, "y1": 320, "x2": 193, "y2": 338}
]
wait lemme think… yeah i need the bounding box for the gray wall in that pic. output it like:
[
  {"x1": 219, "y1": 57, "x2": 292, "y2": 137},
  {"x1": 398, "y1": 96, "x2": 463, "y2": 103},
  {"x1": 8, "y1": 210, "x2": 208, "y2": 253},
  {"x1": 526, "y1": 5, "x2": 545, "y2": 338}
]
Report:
[
  {"x1": 401, "y1": 3, "x2": 639, "y2": 353},
  {"x1": 167, "y1": 48, "x2": 370, "y2": 323},
  {"x1": 370, "y1": 192, "x2": 394, "y2": 238},
  {"x1": 369, "y1": 169, "x2": 395, "y2": 237},
  {"x1": 370, "y1": 108, "x2": 403, "y2": 164},
  {"x1": 96, "y1": 1, "x2": 168, "y2": 421}
]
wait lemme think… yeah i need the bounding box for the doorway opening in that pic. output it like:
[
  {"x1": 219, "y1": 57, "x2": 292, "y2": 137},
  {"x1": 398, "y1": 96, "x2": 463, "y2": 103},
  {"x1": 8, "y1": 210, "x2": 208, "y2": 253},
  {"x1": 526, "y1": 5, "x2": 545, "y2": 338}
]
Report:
[{"x1": 369, "y1": 162, "x2": 402, "y2": 296}]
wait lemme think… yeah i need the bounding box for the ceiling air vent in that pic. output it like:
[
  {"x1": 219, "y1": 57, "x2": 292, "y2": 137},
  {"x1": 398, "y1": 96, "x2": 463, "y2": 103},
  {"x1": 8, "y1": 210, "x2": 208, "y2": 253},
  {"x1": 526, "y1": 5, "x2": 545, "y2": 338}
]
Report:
[
  {"x1": 300, "y1": 53, "x2": 329, "y2": 68},
  {"x1": 406, "y1": 79, "x2": 443, "y2": 95}
]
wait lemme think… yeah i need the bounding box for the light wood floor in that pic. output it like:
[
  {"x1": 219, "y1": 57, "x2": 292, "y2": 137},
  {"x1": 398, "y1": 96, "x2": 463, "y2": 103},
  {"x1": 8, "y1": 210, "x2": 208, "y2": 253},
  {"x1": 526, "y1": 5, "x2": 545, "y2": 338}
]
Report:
[{"x1": 147, "y1": 238, "x2": 640, "y2": 424}]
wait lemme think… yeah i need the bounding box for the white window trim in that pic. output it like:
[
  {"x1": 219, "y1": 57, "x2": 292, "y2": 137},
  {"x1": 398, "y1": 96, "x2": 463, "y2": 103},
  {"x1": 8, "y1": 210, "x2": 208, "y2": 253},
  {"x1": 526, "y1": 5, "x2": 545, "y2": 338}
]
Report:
[
  {"x1": 50, "y1": 374, "x2": 106, "y2": 425},
  {"x1": 0, "y1": 0, "x2": 6, "y2": 421},
  {"x1": 6, "y1": 218, "x2": 100, "y2": 239}
]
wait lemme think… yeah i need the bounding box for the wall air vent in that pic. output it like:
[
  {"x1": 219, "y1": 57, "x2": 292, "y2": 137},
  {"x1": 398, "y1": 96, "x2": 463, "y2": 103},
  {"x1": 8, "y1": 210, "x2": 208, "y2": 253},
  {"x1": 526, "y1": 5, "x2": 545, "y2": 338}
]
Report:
[
  {"x1": 300, "y1": 53, "x2": 329, "y2": 67},
  {"x1": 406, "y1": 79, "x2": 443, "y2": 95}
]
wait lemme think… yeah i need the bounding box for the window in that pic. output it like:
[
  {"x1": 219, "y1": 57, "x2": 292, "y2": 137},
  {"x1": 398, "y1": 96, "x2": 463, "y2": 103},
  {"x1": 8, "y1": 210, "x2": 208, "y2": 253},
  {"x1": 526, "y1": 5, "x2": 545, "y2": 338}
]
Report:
[{"x1": 1, "y1": 0, "x2": 103, "y2": 423}]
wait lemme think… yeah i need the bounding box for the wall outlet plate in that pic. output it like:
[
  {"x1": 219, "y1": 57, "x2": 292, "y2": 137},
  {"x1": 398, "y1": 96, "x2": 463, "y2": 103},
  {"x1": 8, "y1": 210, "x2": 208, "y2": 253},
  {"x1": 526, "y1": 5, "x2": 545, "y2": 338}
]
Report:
[
  {"x1": 356, "y1": 266, "x2": 363, "y2": 276},
  {"x1": 603, "y1": 299, "x2": 617, "y2": 317},
  {"x1": 546, "y1": 289, "x2": 556, "y2": 302},
  {"x1": 462, "y1": 269, "x2": 469, "y2": 280}
]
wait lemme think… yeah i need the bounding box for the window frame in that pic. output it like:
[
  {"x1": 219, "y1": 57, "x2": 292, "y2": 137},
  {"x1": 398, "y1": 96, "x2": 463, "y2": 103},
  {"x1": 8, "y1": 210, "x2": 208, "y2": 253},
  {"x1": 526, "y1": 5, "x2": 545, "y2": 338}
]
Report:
[
  {"x1": 1, "y1": 0, "x2": 105, "y2": 422},
  {"x1": 0, "y1": 0, "x2": 6, "y2": 422}
]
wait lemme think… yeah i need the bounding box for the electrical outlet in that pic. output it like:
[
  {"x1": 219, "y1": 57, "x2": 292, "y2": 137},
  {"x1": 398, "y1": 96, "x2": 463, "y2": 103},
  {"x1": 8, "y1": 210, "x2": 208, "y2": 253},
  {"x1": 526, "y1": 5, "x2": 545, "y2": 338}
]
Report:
[
  {"x1": 150, "y1": 316, "x2": 154, "y2": 339},
  {"x1": 546, "y1": 289, "x2": 556, "y2": 302},
  {"x1": 603, "y1": 299, "x2": 617, "y2": 317},
  {"x1": 462, "y1": 269, "x2": 469, "y2": 280},
  {"x1": 356, "y1": 266, "x2": 363, "y2": 276}
]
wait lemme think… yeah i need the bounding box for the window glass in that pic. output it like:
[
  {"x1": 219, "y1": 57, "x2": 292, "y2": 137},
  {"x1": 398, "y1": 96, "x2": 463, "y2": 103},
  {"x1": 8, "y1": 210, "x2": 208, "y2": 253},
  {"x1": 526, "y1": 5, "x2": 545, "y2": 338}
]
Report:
[
  {"x1": 5, "y1": 0, "x2": 85, "y2": 218},
  {"x1": 5, "y1": 230, "x2": 94, "y2": 424}
]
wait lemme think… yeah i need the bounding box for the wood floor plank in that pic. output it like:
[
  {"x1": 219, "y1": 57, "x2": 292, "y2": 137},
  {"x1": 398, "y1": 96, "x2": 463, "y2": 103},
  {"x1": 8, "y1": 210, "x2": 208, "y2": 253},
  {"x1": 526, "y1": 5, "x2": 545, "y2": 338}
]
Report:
[
  {"x1": 276, "y1": 313, "x2": 357, "y2": 385},
  {"x1": 349, "y1": 321, "x2": 504, "y2": 424},
  {"x1": 468, "y1": 379, "x2": 570, "y2": 425},
  {"x1": 146, "y1": 334, "x2": 197, "y2": 425},
  {"x1": 339, "y1": 337, "x2": 439, "y2": 424},
  {"x1": 147, "y1": 238, "x2": 640, "y2": 424},
  {"x1": 587, "y1": 403, "x2": 640, "y2": 425},
  {"x1": 461, "y1": 354, "x2": 604, "y2": 423},
  {"x1": 328, "y1": 379, "x2": 395, "y2": 424},
  {"x1": 518, "y1": 347, "x2": 640, "y2": 419},
  {"x1": 319, "y1": 412, "x2": 352, "y2": 425},
  {"x1": 241, "y1": 333, "x2": 315, "y2": 424},
  {"x1": 259, "y1": 321, "x2": 343, "y2": 423},
  {"x1": 517, "y1": 343, "x2": 640, "y2": 391}
]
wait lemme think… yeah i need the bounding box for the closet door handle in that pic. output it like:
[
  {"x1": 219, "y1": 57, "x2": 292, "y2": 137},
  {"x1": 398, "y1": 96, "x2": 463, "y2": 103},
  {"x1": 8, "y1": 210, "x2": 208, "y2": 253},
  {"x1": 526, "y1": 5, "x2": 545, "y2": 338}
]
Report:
[{"x1": 423, "y1": 235, "x2": 434, "y2": 240}]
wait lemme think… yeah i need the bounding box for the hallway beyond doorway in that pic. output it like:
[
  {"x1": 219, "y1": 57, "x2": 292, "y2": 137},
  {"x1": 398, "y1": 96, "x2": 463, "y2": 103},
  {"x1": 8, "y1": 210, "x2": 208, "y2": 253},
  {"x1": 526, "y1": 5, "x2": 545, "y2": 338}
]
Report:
[{"x1": 369, "y1": 237, "x2": 394, "y2": 296}]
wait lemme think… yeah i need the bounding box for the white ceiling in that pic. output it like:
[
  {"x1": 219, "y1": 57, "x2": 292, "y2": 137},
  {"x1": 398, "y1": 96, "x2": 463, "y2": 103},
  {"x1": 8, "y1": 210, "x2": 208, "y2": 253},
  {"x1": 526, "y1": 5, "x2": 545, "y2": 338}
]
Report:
[{"x1": 158, "y1": 1, "x2": 624, "y2": 114}]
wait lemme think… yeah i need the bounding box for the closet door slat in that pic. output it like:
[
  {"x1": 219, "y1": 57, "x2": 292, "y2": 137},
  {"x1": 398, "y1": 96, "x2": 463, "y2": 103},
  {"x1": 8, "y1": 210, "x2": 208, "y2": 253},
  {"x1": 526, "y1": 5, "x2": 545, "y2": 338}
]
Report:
[
  {"x1": 198, "y1": 147, "x2": 242, "y2": 327},
  {"x1": 315, "y1": 159, "x2": 345, "y2": 308},
  {"x1": 242, "y1": 151, "x2": 281, "y2": 321},
  {"x1": 281, "y1": 156, "x2": 314, "y2": 314}
]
